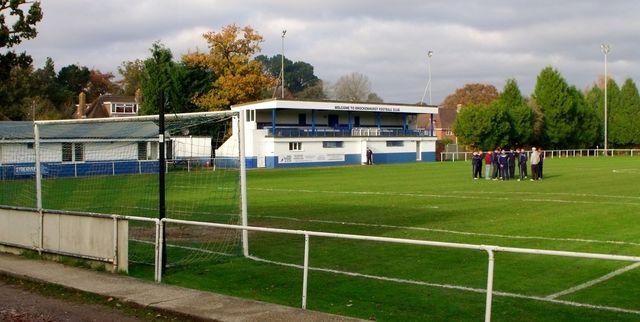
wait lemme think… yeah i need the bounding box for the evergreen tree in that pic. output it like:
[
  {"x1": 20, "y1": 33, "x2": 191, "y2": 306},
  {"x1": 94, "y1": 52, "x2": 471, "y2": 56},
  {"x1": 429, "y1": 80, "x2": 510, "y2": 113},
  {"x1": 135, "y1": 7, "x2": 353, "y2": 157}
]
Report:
[
  {"x1": 500, "y1": 79, "x2": 533, "y2": 146},
  {"x1": 616, "y1": 78, "x2": 640, "y2": 146},
  {"x1": 532, "y1": 67, "x2": 579, "y2": 149}
]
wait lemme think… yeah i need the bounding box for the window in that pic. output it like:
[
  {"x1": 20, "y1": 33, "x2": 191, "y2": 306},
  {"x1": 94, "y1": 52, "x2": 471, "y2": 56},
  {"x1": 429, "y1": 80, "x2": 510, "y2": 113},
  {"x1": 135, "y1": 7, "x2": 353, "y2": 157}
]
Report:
[
  {"x1": 62, "y1": 143, "x2": 84, "y2": 162},
  {"x1": 111, "y1": 103, "x2": 137, "y2": 114},
  {"x1": 245, "y1": 109, "x2": 255, "y2": 122},
  {"x1": 62, "y1": 143, "x2": 73, "y2": 162},
  {"x1": 354, "y1": 116, "x2": 360, "y2": 127},
  {"x1": 289, "y1": 142, "x2": 303, "y2": 151},
  {"x1": 386, "y1": 141, "x2": 404, "y2": 147},
  {"x1": 323, "y1": 141, "x2": 343, "y2": 148},
  {"x1": 298, "y1": 113, "x2": 306, "y2": 125},
  {"x1": 74, "y1": 143, "x2": 84, "y2": 161},
  {"x1": 26, "y1": 143, "x2": 34, "y2": 149},
  {"x1": 138, "y1": 142, "x2": 148, "y2": 160}
]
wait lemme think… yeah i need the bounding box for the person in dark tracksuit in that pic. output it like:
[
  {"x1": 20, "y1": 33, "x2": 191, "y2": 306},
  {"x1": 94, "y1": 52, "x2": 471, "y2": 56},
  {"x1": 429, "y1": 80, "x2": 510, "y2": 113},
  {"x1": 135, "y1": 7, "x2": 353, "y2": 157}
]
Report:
[
  {"x1": 538, "y1": 147, "x2": 545, "y2": 179},
  {"x1": 492, "y1": 148, "x2": 500, "y2": 180},
  {"x1": 472, "y1": 151, "x2": 482, "y2": 179},
  {"x1": 518, "y1": 148, "x2": 528, "y2": 181},
  {"x1": 498, "y1": 149, "x2": 509, "y2": 180},
  {"x1": 507, "y1": 148, "x2": 516, "y2": 179}
]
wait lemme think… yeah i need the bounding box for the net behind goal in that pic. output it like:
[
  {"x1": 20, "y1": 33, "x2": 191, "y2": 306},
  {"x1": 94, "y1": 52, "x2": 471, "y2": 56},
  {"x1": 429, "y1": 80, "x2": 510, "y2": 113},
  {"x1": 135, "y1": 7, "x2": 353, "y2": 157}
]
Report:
[{"x1": 0, "y1": 111, "x2": 242, "y2": 268}]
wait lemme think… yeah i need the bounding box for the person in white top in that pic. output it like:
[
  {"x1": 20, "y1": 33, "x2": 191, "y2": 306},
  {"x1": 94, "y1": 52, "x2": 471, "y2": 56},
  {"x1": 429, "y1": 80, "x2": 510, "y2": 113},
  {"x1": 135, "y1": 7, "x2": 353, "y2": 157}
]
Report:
[{"x1": 530, "y1": 147, "x2": 541, "y2": 181}]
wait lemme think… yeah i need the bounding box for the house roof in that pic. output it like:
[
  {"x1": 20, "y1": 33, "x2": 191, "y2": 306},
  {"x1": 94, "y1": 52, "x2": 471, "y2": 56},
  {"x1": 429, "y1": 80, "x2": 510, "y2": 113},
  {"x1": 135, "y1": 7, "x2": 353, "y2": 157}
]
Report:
[
  {"x1": 83, "y1": 95, "x2": 137, "y2": 118},
  {"x1": 232, "y1": 98, "x2": 439, "y2": 115},
  {"x1": 0, "y1": 121, "x2": 158, "y2": 141}
]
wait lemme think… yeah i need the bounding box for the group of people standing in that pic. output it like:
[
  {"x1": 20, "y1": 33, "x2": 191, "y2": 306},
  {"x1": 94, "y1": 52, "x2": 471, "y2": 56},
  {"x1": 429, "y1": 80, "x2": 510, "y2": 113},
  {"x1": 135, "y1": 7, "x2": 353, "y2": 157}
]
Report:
[{"x1": 471, "y1": 147, "x2": 544, "y2": 181}]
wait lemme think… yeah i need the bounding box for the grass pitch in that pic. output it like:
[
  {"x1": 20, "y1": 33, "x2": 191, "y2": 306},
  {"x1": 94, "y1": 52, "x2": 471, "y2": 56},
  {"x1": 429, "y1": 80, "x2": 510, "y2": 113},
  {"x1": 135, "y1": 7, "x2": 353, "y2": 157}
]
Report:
[{"x1": 3, "y1": 156, "x2": 640, "y2": 321}]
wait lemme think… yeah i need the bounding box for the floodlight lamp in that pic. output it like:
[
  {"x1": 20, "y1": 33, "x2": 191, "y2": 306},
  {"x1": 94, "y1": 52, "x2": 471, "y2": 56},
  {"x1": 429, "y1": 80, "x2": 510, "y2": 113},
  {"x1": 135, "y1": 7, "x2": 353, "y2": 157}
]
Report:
[
  {"x1": 601, "y1": 44, "x2": 610, "y2": 55},
  {"x1": 282, "y1": 30, "x2": 287, "y2": 37},
  {"x1": 427, "y1": 50, "x2": 433, "y2": 58}
]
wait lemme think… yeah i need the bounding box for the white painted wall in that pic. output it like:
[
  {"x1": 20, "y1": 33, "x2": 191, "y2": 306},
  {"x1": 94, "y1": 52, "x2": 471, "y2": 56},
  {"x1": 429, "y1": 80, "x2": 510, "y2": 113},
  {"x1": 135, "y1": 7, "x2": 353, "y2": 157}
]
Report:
[
  {"x1": 0, "y1": 208, "x2": 129, "y2": 272},
  {"x1": 1, "y1": 141, "x2": 152, "y2": 163}
]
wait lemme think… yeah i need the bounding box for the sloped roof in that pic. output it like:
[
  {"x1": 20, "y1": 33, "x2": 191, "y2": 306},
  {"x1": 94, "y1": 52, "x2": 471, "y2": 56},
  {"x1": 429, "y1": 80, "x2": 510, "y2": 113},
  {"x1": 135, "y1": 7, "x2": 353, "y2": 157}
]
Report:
[
  {"x1": 83, "y1": 95, "x2": 137, "y2": 118},
  {"x1": 0, "y1": 121, "x2": 158, "y2": 141}
]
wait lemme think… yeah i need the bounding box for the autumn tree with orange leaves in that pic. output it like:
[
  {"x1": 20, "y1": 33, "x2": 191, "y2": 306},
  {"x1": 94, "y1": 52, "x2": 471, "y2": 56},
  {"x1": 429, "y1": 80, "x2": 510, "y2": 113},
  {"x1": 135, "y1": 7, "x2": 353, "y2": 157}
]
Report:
[{"x1": 183, "y1": 24, "x2": 275, "y2": 110}]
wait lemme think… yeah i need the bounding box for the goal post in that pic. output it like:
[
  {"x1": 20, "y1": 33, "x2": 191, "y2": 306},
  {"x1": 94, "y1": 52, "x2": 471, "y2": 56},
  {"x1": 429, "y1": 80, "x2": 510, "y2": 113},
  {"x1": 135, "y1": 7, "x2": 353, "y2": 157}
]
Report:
[{"x1": 1, "y1": 110, "x2": 247, "y2": 271}]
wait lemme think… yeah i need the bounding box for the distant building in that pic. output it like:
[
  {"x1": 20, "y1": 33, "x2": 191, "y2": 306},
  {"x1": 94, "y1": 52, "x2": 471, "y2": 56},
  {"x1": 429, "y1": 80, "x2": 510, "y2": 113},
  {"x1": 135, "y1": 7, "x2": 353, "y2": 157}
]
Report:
[
  {"x1": 435, "y1": 106, "x2": 458, "y2": 142},
  {"x1": 215, "y1": 99, "x2": 439, "y2": 168},
  {"x1": 75, "y1": 90, "x2": 142, "y2": 119},
  {"x1": 0, "y1": 121, "x2": 158, "y2": 179}
]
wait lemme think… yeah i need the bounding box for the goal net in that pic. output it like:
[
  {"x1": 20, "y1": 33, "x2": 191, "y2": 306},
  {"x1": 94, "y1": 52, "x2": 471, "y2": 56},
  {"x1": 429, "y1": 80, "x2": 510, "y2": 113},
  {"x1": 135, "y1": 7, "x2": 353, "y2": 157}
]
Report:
[{"x1": 0, "y1": 111, "x2": 242, "y2": 269}]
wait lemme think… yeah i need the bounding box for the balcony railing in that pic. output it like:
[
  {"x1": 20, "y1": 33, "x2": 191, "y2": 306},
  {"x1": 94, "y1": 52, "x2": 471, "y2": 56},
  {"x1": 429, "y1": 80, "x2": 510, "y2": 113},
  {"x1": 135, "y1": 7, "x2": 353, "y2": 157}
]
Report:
[{"x1": 264, "y1": 127, "x2": 435, "y2": 138}]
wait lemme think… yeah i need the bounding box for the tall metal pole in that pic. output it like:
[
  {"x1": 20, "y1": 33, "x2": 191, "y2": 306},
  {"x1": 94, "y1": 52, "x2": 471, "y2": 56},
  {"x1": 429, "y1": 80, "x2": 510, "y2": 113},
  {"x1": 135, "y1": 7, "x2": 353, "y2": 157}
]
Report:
[
  {"x1": 158, "y1": 90, "x2": 167, "y2": 276},
  {"x1": 281, "y1": 30, "x2": 287, "y2": 99},
  {"x1": 427, "y1": 50, "x2": 433, "y2": 105},
  {"x1": 420, "y1": 50, "x2": 433, "y2": 105},
  {"x1": 601, "y1": 44, "x2": 610, "y2": 155}
]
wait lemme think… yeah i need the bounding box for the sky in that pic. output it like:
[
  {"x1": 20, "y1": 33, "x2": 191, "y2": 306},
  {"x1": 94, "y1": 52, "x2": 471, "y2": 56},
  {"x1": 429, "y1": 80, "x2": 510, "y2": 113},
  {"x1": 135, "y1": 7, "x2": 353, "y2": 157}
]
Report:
[{"x1": 11, "y1": 0, "x2": 640, "y2": 105}]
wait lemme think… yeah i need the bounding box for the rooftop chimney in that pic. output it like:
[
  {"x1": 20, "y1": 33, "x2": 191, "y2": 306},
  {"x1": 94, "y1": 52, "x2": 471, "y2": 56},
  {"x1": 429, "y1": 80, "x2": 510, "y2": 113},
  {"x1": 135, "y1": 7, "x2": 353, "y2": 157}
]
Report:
[{"x1": 77, "y1": 92, "x2": 86, "y2": 118}]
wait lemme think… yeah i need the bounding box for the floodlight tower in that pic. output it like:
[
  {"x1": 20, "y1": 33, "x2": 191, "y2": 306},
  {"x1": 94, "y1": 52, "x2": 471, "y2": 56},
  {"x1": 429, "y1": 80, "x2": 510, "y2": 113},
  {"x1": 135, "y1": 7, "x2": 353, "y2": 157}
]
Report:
[
  {"x1": 281, "y1": 30, "x2": 287, "y2": 99},
  {"x1": 601, "y1": 44, "x2": 610, "y2": 155},
  {"x1": 420, "y1": 50, "x2": 434, "y2": 105}
]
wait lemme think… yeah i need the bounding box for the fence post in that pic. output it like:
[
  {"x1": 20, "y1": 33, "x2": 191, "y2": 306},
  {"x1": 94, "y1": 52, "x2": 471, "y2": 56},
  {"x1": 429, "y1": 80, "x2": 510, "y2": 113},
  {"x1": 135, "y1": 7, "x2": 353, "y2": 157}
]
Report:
[
  {"x1": 239, "y1": 110, "x2": 249, "y2": 257},
  {"x1": 484, "y1": 249, "x2": 495, "y2": 322},
  {"x1": 302, "y1": 234, "x2": 310, "y2": 309},
  {"x1": 112, "y1": 216, "x2": 119, "y2": 272},
  {"x1": 156, "y1": 219, "x2": 164, "y2": 283},
  {"x1": 33, "y1": 123, "x2": 44, "y2": 254}
]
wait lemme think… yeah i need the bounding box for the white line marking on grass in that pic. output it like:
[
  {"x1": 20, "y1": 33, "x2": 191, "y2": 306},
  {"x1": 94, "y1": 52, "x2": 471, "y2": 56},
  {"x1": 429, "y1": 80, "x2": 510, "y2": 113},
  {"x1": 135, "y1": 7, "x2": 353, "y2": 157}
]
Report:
[
  {"x1": 247, "y1": 255, "x2": 640, "y2": 316},
  {"x1": 450, "y1": 190, "x2": 640, "y2": 201},
  {"x1": 545, "y1": 262, "x2": 640, "y2": 300},
  {"x1": 251, "y1": 188, "x2": 640, "y2": 207},
  {"x1": 255, "y1": 215, "x2": 640, "y2": 248}
]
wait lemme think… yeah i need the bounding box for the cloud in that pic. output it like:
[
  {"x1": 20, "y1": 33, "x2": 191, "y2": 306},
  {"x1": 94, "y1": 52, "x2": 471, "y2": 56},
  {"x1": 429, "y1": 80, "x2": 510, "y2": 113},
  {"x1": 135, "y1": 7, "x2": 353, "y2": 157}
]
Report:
[{"x1": 10, "y1": 0, "x2": 640, "y2": 104}]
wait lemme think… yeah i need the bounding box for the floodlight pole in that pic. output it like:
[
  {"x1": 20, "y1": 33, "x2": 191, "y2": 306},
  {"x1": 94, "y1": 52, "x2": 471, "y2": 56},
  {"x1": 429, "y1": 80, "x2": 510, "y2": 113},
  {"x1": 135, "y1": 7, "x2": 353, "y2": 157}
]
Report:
[
  {"x1": 427, "y1": 50, "x2": 433, "y2": 105},
  {"x1": 281, "y1": 30, "x2": 287, "y2": 99},
  {"x1": 601, "y1": 44, "x2": 610, "y2": 156},
  {"x1": 419, "y1": 50, "x2": 433, "y2": 104},
  {"x1": 158, "y1": 90, "x2": 167, "y2": 276}
]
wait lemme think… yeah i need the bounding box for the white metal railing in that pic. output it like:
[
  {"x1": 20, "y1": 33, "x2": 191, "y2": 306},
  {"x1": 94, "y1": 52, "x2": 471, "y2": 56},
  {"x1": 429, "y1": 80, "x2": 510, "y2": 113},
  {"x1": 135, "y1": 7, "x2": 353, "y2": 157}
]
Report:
[
  {"x1": 3, "y1": 208, "x2": 638, "y2": 321},
  {"x1": 440, "y1": 148, "x2": 640, "y2": 161},
  {"x1": 160, "y1": 218, "x2": 640, "y2": 322}
]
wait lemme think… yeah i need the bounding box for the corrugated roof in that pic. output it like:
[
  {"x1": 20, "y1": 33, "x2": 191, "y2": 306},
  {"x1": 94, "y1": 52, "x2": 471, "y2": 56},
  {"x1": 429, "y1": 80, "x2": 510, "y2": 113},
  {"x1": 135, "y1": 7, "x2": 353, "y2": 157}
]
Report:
[{"x1": 0, "y1": 121, "x2": 158, "y2": 140}]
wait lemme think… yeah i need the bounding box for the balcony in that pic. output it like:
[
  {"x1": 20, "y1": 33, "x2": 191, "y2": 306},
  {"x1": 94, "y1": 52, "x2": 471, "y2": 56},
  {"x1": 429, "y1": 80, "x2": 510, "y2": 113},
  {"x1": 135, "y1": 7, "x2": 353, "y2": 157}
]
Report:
[{"x1": 264, "y1": 127, "x2": 435, "y2": 138}]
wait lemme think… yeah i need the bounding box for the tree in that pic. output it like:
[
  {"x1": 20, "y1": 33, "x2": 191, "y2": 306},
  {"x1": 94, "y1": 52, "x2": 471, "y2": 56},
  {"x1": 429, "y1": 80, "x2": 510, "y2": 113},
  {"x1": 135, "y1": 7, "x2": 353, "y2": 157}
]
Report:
[
  {"x1": 117, "y1": 59, "x2": 144, "y2": 96},
  {"x1": 183, "y1": 24, "x2": 275, "y2": 110},
  {"x1": 333, "y1": 72, "x2": 382, "y2": 102},
  {"x1": 58, "y1": 64, "x2": 91, "y2": 95},
  {"x1": 500, "y1": 79, "x2": 533, "y2": 146},
  {"x1": 0, "y1": 64, "x2": 34, "y2": 120},
  {"x1": 441, "y1": 83, "x2": 499, "y2": 109},
  {"x1": 85, "y1": 69, "x2": 118, "y2": 101},
  {"x1": 531, "y1": 67, "x2": 583, "y2": 149},
  {"x1": 296, "y1": 80, "x2": 327, "y2": 100},
  {"x1": 255, "y1": 54, "x2": 321, "y2": 96},
  {"x1": 0, "y1": 0, "x2": 43, "y2": 80},
  {"x1": 139, "y1": 42, "x2": 213, "y2": 114},
  {"x1": 612, "y1": 78, "x2": 640, "y2": 147},
  {"x1": 453, "y1": 101, "x2": 511, "y2": 150},
  {"x1": 139, "y1": 42, "x2": 179, "y2": 114}
]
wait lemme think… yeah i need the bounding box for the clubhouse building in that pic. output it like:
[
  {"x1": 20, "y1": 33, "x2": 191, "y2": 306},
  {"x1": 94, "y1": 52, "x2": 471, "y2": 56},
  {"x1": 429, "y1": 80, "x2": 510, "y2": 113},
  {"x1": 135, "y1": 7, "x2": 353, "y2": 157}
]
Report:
[{"x1": 216, "y1": 99, "x2": 438, "y2": 168}]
